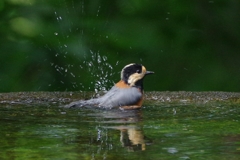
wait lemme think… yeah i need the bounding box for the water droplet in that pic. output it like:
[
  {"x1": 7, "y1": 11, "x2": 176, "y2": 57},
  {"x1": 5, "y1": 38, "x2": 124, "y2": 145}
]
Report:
[
  {"x1": 54, "y1": 32, "x2": 58, "y2": 36},
  {"x1": 97, "y1": 55, "x2": 101, "y2": 63},
  {"x1": 106, "y1": 36, "x2": 108, "y2": 38},
  {"x1": 65, "y1": 69, "x2": 67, "y2": 72},
  {"x1": 96, "y1": 6, "x2": 101, "y2": 17},
  {"x1": 103, "y1": 56, "x2": 107, "y2": 61},
  {"x1": 88, "y1": 62, "x2": 93, "y2": 67},
  {"x1": 71, "y1": 72, "x2": 75, "y2": 77}
]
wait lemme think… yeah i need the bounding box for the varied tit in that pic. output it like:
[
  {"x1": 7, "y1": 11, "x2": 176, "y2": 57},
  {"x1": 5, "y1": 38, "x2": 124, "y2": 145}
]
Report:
[{"x1": 65, "y1": 63, "x2": 154, "y2": 110}]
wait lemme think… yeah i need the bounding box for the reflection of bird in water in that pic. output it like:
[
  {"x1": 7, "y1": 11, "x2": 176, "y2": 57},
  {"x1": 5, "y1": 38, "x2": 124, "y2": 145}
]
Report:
[
  {"x1": 120, "y1": 127, "x2": 147, "y2": 151},
  {"x1": 90, "y1": 109, "x2": 152, "y2": 151},
  {"x1": 65, "y1": 63, "x2": 154, "y2": 110}
]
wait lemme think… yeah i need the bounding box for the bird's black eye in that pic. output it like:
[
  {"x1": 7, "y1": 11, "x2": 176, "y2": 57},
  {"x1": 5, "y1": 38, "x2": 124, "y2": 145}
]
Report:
[{"x1": 136, "y1": 69, "x2": 141, "y2": 73}]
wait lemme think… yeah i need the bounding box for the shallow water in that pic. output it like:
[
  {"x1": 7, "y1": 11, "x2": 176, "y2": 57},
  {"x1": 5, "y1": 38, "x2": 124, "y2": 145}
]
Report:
[{"x1": 1, "y1": 100, "x2": 240, "y2": 160}]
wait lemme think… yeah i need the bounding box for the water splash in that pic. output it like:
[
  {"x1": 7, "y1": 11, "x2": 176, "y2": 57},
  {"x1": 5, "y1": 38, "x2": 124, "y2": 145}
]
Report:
[
  {"x1": 83, "y1": 50, "x2": 117, "y2": 93},
  {"x1": 48, "y1": 4, "x2": 118, "y2": 92}
]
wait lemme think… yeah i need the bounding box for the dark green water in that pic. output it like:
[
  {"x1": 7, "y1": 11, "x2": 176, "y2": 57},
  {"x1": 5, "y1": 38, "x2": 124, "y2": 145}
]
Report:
[{"x1": 1, "y1": 102, "x2": 240, "y2": 160}]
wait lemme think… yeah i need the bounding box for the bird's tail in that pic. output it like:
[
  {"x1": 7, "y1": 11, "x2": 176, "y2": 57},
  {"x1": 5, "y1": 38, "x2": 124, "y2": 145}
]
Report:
[{"x1": 63, "y1": 98, "x2": 99, "y2": 108}]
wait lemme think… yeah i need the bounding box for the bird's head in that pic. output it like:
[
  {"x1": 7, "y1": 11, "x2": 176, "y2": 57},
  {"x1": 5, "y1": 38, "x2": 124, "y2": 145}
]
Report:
[{"x1": 121, "y1": 63, "x2": 154, "y2": 87}]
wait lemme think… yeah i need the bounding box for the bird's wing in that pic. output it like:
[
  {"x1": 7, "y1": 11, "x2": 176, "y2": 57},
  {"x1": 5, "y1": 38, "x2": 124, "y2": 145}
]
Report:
[
  {"x1": 98, "y1": 86, "x2": 142, "y2": 108},
  {"x1": 63, "y1": 98, "x2": 100, "y2": 108},
  {"x1": 64, "y1": 86, "x2": 142, "y2": 109}
]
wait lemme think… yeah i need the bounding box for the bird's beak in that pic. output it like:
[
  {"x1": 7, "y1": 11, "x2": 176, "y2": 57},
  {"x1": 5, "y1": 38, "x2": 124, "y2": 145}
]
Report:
[{"x1": 145, "y1": 71, "x2": 154, "y2": 75}]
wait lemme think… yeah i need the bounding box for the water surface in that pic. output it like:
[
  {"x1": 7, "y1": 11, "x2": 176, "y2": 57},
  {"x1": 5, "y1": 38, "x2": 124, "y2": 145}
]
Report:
[{"x1": 0, "y1": 93, "x2": 240, "y2": 159}]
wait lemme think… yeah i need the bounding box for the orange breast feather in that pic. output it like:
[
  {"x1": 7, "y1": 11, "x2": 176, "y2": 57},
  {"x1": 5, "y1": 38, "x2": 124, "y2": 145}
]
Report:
[{"x1": 115, "y1": 80, "x2": 131, "y2": 88}]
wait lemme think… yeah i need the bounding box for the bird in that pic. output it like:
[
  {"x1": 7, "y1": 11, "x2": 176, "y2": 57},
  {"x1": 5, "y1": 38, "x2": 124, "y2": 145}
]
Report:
[{"x1": 64, "y1": 63, "x2": 154, "y2": 110}]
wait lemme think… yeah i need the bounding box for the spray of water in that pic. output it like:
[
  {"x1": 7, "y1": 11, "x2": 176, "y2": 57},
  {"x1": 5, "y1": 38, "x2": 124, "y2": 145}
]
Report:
[
  {"x1": 83, "y1": 50, "x2": 116, "y2": 93},
  {"x1": 45, "y1": 2, "x2": 119, "y2": 92}
]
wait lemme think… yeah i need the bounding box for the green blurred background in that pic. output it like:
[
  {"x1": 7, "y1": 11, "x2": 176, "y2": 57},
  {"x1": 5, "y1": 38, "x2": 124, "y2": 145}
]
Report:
[{"x1": 1, "y1": 0, "x2": 240, "y2": 92}]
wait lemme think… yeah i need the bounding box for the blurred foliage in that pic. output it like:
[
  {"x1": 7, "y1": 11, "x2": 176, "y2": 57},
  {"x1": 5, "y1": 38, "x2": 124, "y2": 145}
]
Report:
[{"x1": 0, "y1": 0, "x2": 240, "y2": 92}]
